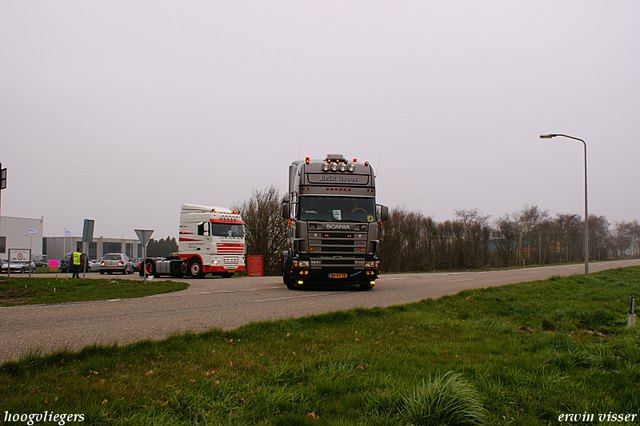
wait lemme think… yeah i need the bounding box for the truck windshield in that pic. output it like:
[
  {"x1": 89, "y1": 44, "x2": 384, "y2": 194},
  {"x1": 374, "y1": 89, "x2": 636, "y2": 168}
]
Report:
[
  {"x1": 211, "y1": 223, "x2": 244, "y2": 238},
  {"x1": 298, "y1": 196, "x2": 376, "y2": 223}
]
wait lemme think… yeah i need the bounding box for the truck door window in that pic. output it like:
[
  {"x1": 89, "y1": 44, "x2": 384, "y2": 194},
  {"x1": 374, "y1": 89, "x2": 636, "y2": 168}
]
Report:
[{"x1": 197, "y1": 222, "x2": 209, "y2": 236}]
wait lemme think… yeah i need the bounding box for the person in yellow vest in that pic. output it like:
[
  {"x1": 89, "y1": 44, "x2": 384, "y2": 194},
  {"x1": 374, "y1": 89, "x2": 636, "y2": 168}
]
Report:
[{"x1": 72, "y1": 248, "x2": 83, "y2": 278}]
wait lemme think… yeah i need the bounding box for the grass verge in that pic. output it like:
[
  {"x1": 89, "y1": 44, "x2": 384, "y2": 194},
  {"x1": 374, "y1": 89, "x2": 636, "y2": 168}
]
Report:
[
  {"x1": 0, "y1": 277, "x2": 188, "y2": 306},
  {"x1": 1, "y1": 267, "x2": 640, "y2": 425}
]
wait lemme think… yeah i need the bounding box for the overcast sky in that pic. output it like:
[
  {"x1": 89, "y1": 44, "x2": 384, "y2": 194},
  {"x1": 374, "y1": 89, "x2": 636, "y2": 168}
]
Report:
[{"x1": 1, "y1": 1, "x2": 639, "y2": 241}]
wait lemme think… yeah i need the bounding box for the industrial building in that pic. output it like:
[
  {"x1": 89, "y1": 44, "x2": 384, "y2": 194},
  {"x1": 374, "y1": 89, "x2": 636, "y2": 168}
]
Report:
[
  {"x1": 0, "y1": 215, "x2": 43, "y2": 261},
  {"x1": 44, "y1": 235, "x2": 143, "y2": 262},
  {"x1": 1, "y1": 215, "x2": 143, "y2": 262}
]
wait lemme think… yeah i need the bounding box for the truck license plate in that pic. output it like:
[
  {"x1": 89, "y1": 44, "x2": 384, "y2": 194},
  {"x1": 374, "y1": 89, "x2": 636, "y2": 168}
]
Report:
[{"x1": 329, "y1": 273, "x2": 347, "y2": 279}]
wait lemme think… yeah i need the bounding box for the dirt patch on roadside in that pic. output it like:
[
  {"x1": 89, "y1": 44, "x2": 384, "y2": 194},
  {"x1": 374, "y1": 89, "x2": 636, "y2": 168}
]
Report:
[{"x1": 0, "y1": 285, "x2": 51, "y2": 304}]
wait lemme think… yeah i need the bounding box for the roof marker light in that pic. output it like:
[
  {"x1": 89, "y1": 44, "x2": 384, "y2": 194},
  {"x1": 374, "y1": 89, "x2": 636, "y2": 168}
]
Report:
[{"x1": 305, "y1": 157, "x2": 310, "y2": 164}]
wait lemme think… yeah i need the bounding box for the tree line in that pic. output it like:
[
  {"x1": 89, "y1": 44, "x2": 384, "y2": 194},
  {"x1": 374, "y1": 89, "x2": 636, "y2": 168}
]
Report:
[
  {"x1": 146, "y1": 237, "x2": 178, "y2": 257},
  {"x1": 380, "y1": 205, "x2": 639, "y2": 272},
  {"x1": 230, "y1": 186, "x2": 639, "y2": 275}
]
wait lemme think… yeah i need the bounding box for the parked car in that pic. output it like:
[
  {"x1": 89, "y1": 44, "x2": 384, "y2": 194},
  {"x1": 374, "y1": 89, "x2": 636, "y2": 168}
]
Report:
[
  {"x1": 131, "y1": 258, "x2": 143, "y2": 272},
  {"x1": 100, "y1": 253, "x2": 134, "y2": 275},
  {"x1": 1, "y1": 260, "x2": 36, "y2": 273},
  {"x1": 60, "y1": 252, "x2": 87, "y2": 273},
  {"x1": 87, "y1": 258, "x2": 103, "y2": 272},
  {"x1": 33, "y1": 259, "x2": 48, "y2": 268}
]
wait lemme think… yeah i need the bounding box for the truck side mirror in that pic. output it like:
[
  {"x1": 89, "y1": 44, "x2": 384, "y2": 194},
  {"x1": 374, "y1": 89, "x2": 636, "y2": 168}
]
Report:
[
  {"x1": 378, "y1": 205, "x2": 389, "y2": 222},
  {"x1": 282, "y1": 195, "x2": 291, "y2": 218}
]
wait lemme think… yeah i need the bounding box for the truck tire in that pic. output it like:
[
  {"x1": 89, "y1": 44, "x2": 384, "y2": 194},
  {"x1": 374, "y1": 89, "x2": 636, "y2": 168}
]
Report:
[
  {"x1": 359, "y1": 282, "x2": 375, "y2": 290},
  {"x1": 188, "y1": 259, "x2": 205, "y2": 278},
  {"x1": 285, "y1": 274, "x2": 299, "y2": 290},
  {"x1": 144, "y1": 261, "x2": 156, "y2": 277},
  {"x1": 282, "y1": 255, "x2": 299, "y2": 290}
]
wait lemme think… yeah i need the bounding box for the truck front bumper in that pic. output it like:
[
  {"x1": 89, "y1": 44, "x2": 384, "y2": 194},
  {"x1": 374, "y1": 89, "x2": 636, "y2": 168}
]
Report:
[{"x1": 291, "y1": 266, "x2": 379, "y2": 285}]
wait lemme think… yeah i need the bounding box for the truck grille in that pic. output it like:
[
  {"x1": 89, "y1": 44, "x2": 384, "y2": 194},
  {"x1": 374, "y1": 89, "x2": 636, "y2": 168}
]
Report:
[
  {"x1": 308, "y1": 229, "x2": 367, "y2": 267},
  {"x1": 224, "y1": 257, "x2": 240, "y2": 268},
  {"x1": 217, "y1": 243, "x2": 244, "y2": 254}
]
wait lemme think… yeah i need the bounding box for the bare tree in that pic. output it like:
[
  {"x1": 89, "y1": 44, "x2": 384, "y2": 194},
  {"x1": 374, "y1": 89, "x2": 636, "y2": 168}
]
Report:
[
  {"x1": 552, "y1": 214, "x2": 583, "y2": 263},
  {"x1": 455, "y1": 208, "x2": 490, "y2": 269},
  {"x1": 611, "y1": 220, "x2": 640, "y2": 258},
  {"x1": 588, "y1": 215, "x2": 611, "y2": 261},
  {"x1": 515, "y1": 205, "x2": 550, "y2": 266},
  {"x1": 492, "y1": 214, "x2": 518, "y2": 267},
  {"x1": 233, "y1": 185, "x2": 288, "y2": 276}
]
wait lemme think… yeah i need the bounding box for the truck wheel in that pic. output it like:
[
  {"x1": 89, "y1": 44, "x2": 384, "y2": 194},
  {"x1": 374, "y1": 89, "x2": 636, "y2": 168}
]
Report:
[
  {"x1": 189, "y1": 259, "x2": 205, "y2": 278},
  {"x1": 285, "y1": 276, "x2": 299, "y2": 290},
  {"x1": 283, "y1": 263, "x2": 299, "y2": 289},
  {"x1": 282, "y1": 252, "x2": 298, "y2": 289},
  {"x1": 145, "y1": 261, "x2": 156, "y2": 277}
]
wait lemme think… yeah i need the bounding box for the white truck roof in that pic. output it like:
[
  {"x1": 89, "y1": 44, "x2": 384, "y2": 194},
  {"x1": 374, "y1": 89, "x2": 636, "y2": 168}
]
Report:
[{"x1": 180, "y1": 204, "x2": 233, "y2": 213}]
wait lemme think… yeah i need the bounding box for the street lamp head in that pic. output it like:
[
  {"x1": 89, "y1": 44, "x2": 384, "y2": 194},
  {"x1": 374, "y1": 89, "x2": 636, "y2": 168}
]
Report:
[{"x1": 539, "y1": 134, "x2": 556, "y2": 139}]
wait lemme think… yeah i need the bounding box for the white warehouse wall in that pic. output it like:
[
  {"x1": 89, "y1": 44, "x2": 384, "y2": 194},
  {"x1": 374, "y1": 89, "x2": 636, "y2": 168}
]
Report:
[{"x1": 0, "y1": 215, "x2": 44, "y2": 260}]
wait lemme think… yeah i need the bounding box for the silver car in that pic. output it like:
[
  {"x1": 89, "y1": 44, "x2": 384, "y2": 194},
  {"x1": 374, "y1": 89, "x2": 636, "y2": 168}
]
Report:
[
  {"x1": 100, "y1": 253, "x2": 134, "y2": 275},
  {"x1": 1, "y1": 260, "x2": 36, "y2": 273},
  {"x1": 87, "y1": 258, "x2": 103, "y2": 272}
]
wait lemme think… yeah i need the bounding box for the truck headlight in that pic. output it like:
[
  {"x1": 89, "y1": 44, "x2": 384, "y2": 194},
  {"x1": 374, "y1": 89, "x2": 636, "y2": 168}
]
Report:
[
  {"x1": 299, "y1": 260, "x2": 310, "y2": 267},
  {"x1": 322, "y1": 162, "x2": 330, "y2": 171},
  {"x1": 365, "y1": 261, "x2": 376, "y2": 268}
]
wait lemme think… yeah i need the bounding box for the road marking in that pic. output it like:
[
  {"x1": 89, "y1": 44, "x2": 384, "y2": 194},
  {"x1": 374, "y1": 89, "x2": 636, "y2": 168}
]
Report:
[
  {"x1": 254, "y1": 292, "x2": 342, "y2": 302},
  {"x1": 149, "y1": 287, "x2": 282, "y2": 298}
]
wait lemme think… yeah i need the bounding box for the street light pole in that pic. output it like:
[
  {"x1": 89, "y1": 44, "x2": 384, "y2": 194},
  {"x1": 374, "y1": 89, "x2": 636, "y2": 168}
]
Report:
[{"x1": 540, "y1": 134, "x2": 589, "y2": 276}]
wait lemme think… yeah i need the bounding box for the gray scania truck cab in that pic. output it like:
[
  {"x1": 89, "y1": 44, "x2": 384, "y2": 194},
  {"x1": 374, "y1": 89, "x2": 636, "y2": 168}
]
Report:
[{"x1": 281, "y1": 154, "x2": 389, "y2": 290}]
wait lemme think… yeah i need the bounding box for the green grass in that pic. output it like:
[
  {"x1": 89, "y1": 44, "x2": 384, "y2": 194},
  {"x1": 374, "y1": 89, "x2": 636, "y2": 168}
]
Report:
[
  {"x1": 0, "y1": 277, "x2": 188, "y2": 306},
  {"x1": 1, "y1": 267, "x2": 640, "y2": 425}
]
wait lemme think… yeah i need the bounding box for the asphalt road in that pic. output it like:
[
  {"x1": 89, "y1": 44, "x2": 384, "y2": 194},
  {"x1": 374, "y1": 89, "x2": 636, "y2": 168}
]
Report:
[{"x1": 1, "y1": 259, "x2": 639, "y2": 363}]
